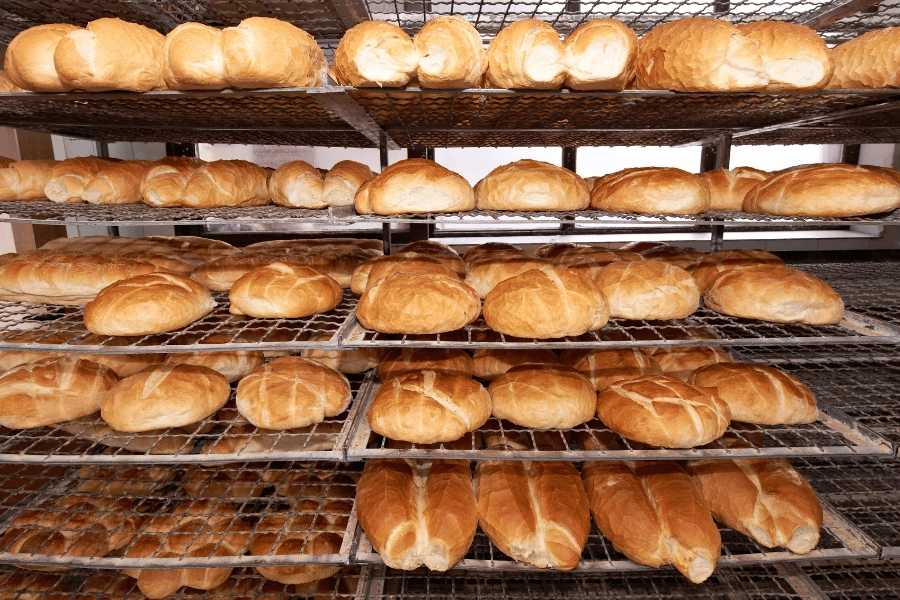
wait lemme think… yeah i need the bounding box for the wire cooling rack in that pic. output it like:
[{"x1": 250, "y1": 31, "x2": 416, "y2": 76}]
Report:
[
  {"x1": 0, "y1": 372, "x2": 373, "y2": 465},
  {"x1": 800, "y1": 559, "x2": 900, "y2": 600},
  {"x1": 0, "y1": 461, "x2": 360, "y2": 569}
]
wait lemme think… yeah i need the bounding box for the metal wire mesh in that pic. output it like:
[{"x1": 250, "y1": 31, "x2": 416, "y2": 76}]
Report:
[
  {"x1": 817, "y1": 0, "x2": 900, "y2": 43},
  {"x1": 800, "y1": 559, "x2": 900, "y2": 600},
  {"x1": 0, "y1": 461, "x2": 360, "y2": 569},
  {"x1": 797, "y1": 262, "x2": 900, "y2": 310}
]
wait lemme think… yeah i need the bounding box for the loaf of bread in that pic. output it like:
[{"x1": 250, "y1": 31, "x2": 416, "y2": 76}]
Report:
[
  {"x1": 594, "y1": 260, "x2": 699, "y2": 320},
  {"x1": 0, "y1": 357, "x2": 117, "y2": 428},
  {"x1": 705, "y1": 265, "x2": 844, "y2": 324},
  {"x1": 489, "y1": 364, "x2": 595, "y2": 429},
  {"x1": 699, "y1": 167, "x2": 770, "y2": 212},
  {"x1": 829, "y1": 27, "x2": 900, "y2": 88},
  {"x1": 357, "y1": 459, "x2": 477, "y2": 570},
  {"x1": 548, "y1": 246, "x2": 641, "y2": 281},
  {"x1": 4, "y1": 24, "x2": 79, "y2": 91},
  {"x1": 368, "y1": 370, "x2": 490, "y2": 444},
  {"x1": 302, "y1": 332, "x2": 381, "y2": 374},
  {"x1": 163, "y1": 22, "x2": 228, "y2": 89},
  {"x1": 597, "y1": 375, "x2": 731, "y2": 447},
  {"x1": 399, "y1": 240, "x2": 466, "y2": 277},
  {"x1": 563, "y1": 19, "x2": 637, "y2": 90},
  {"x1": 591, "y1": 167, "x2": 710, "y2": 215},
  {"x1": 379, "y1": 348, "x2": 474, "y2": 381},
  {"x1": 352, "y1": 252, "x2": 457, "y2": 294},
  {"x1": 321, "y1": 160, "x2": 375, "y2": 206},
  {"x1": 140, "y1": 157, "x2": 206, "y2": 207},
  {"x1": 474, "y1": 458, "x2": 590, "y2": 570},
  {"x1": 634, "y1": 18, "x2": 767, "y2": 91},
  {"x1": 357, "y1": 271, "x2": 481, "y2": 334},
  {"x1": 355, "y1": 159, "x2": 474, "y2": 214},
  {"x1": 222, "y1": 17, "x2": 326, "y2": 88},
  {"x1": 54, "y1": 18, "x2": 165, "y2": 92},
  {"x1": 36, "y1": 243, "x2": 191, "y2": 275},
  {"x1": 164, "y1": 342, "x2": 264, "y2": 383},
  {"x1": 81, "y1": 160, "x2": 150, "y2": 205},
  {"x1": 486, "y1": 20, "x2": 566, "y2": 89},
  {"x1": 243, "y1": 237, "x2": 383, "y2": 255},
  {"x1": 44, "y1": 157, "x2": 115, "y2": 203},
  {"x1": 736, "y1": 22, "x2": 833, "y2": 91},
  {"x1": 192, "y1": 253, "x2": 299, "y2": 291},
  {"x1": 269, "y1": 160, "x2": 325, "y2": 208},
  {"x1": 229, "y1": 262, "x2": 342, "y2": 318},
  {"x1": 334, "y1": 21, "x2": 418, "y2": 87},
  {"x1": 743, "y1": 163, "x2": 900, "y2": 217},
  {"x1": 0, "y1": 70, "x2": 22, "y2": 92},
  {"x1": 236, "y1": 356, "x2": 351, "y2": 429},
  {"x1": 688, "y1": 458, "x2": 822, "y2": 554},
  {"x1": 101, "y1": 364, "x2": 228, "y2": 432},
  {"x1": 0, "y1": 332, "x2": 163, "y2": 376},
  {"x1": 0, "y1": 160, "x2": 57, "y2": 201},
  {"x1": 414, "y1": 16, "x2": 487, "y2": 88},
  {"x1": 560, "y1": 348, "x2": 662, "y2": 390},
  {"x1": 472, "y1": 348, "x2": 558, "y2": 381},
  {"x1": 689, "y1": 363, "x2": 817, "y2": 424},
  {"x1": 182, "y1": 160, "x2": 270, "y2": 208},
  {"x1": 633, "y1": 245, "x2": 704, "y2": 271},
  {"x1": 474, "y1": 159, "x2": 591, "y2": 211},
  {"x1": 462, "y1": 242, "x2": 522, "y2": 265},
  {"x1": 464, "y1": 250, "x2": 551, "y2": 297},
  {"x1": 483, "y1": 267, "x2": 609, "y2": 338},
  {"x1": 144, "y1": 235, "x2": 237, "y2": 262},
  {"x1": 645, "y1": 346, "x2": 733, "y2": 381},
  {"x1": 691, "y1": 249, "x2": 784, "y2": 293},
  {"x1": 84, "y1": 272, "x2": 215, "y2": 336}
]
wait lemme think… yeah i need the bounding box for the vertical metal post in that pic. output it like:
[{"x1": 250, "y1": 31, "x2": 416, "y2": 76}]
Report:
[
  {"x1": 380, "y1": 135, "x2": 392, "y2": 255},
  {"x1": 561, "y1": 147, "x2": 577, "y2": 233},
  {"x1": 701, "y1": 134, "x2": 732, "y2": 252},
  {"x1": 94, "y1": 141, "x2": 110, "y2": 158},
  {"x1": 841, "y1": 144, "x2": 861, "y2": 165}
]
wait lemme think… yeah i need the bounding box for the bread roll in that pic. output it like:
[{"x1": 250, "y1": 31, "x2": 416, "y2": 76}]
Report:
[
  {"x1": 81, "y1": 160, "x2": 150, "y2": 205},
  {"x1": 0, "y1": 70, "x2": 22, "y2": 92},
  {"x1": 140, "y1": 157, "x2": 206, "y2": 207},
  {"x1": 357, "y1": 459, "x2": 477, "y2": 570},
  {"x1": 689, "y1": 363, "x2": 817, "y2": 424},
  {"x1": 268, "y1": 160, "x2": 325, "y2": 208},
  {"x1": 464, "y1": 250, "x2": 551, "y2": 297},
  {"x1": 634, "y1": 18, "x2": 766, "y2": 91},
  {"x1": 699, "y1": 167, "x2": 770, "y2": 211},
  {"x1": 192, "y1": 253, "x2": 300, "y2": 291},
  {"x1": 472, "y1": 348, "x2": 558, "y2": 381},
  {"x1": 357, "y1": 271, "x2": 480, "y2": 334},
  {"x1": 560, "y1": 348, "x2": 662, "y2": 390},
  {"x1": 352, "y1": 252, "x2": 457, "y2": 294},
  {"x1": 688, "y1": 458, "x2": 822, "y2": 554},
  {"x1": 591, "y1": 167, "x2": 710, "y2": 215},
  {"x1": 594, "y1": 261, "x2": 699, "y2": 320},
  {"x1": 368, "y1": 370, "x2": 490, "y2": 444},
  {"x1": 597, "y1": 375, "x2": 731, "y2": 447},
  {"x1": 549, "y1": 246, "x2": 641, "y2": 281},
  {"x1": 489, "y1": 364, "x2": 595, "y2": 429},
  {"x1": 743, "y1": 163, "x2": 900, "y2": 217},
  {"x1": 486, "y1": 20, "x2": 565, "y2": 89},
  {"x1": 474, "y1": 459, "x2": 589, "y2": 570},
  {"x1": 474, "y1": 159, "x2": 590, "y2": 211},
  {"x1": 736, "y1": 22, "x2": 833, "y2": 91},
  {"x1": 563, "y1": 19, "x2": 637, "y2": 90},
  {"x1": 355, "y1": 159, "x2": 474, "y2": 215},
  {"x1": 163, "y1": 22, "x2": 227, "y2": 90},
  {"x1": 221, "y1": 17, "x2": 326, "y2": 88},
  {"x1": 646, "y1": 346, "x2": 733, "y2": 381},
  {"x1": 301, "y1": 333, "x2": 381, "y2": 374},
  {"x1": 0, "y1": 160, "x2": 57, "y2": 201},
  {"x1": 44, "y1": 157, "x2": 114, "y2": 203},
  {"x1": 236, "y1": 356, "x2": 350, "y2": 430},
  {"x1": 84, "y1": 272, "x2": 215, "y2": 336},
  {"x1": 182, "y1": 160, "x2": 270, "y2": 208},
  {"x1": 4, "y1": 24, "x2": 79, "y2": 92},
  {"x1": 691, "y1": 249, "x2": 784, "y2": 293},
  {"x1": 462, "y1": 242, "x2": 522, "y2": 265},
  {"x1": 334, "y1": 21, "x2": 417, "y2": 87},
  {"x1": 144, "y1": 235, "x2": 237, "y2": 262},
  {"x1": 705, "y1": 265, "x2": 844, "y2": 324},
  {"x1": 399, "y1": 240, "x2": 465, "y2": 277},
  {"x1": 54, "y1": 18, "x2": 165, "y2": 92},
  {"x1": 483, "y1": 268, "x2": 609, "y2": 338},
  {"x1": 324, "y1": 160, "x2": 375, "y2": 207},
  {"x1": 829, "y1": 27, "x2": 900, "y2": 89},
  {"x1": 379, "y1": 348, "x2": 474, "y2": 381},
  {"x1": 229, "y1": 262, "x2": 342, "y2": 318},
  {"x1": 581, "y1": 451, "x2": 721, "y2": 583},
  {"x1": 414, "y1": 16, "x2": 487, "y2": 88},
  {"x1": 0, "y1": 357, "x2": 117, "y2": 428},
  {"x1": 164, "y1": 346, "x2": 264, "y2": 383},
  {"x1": 101, "y1": 364, "x2": 228, "y2": 432}
]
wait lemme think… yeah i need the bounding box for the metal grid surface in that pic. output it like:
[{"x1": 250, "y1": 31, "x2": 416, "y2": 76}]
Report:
[
  {"x1": 818, "y1": 0, "x2": 900, "y2": 42},
  {"x1": 797, "y1": 261, "x2": 900, "y2": 308},
  {"x1": 0, "y1": 290, "x2": 355, "y2": 354},
  {"x1": 0, "y1": 461, "x2": 360, "y2": 569},
  {"x1": 0, "y1": 372, "x2": 373, "y2": 465},
  {"x1": 800, "y1": 559, "x2": 900, "y2": 600}
]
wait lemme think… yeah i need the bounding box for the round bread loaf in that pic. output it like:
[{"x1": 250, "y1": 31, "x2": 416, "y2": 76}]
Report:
[
  {"x1": 699, "y1": 167, "x2": 771, "y2": 211},
  {"x1": 631, "y1": 245, "x2": 704, "y2": 271},
  {"x1": 597, "y1": 375, "x2": 731, "y2": 448},
  {"x1": 84, "y1": 272, "x2": 215, "y2": 336},
  {"x1": 594, "y1": 260, "x2": 700, "y2": 320},
  {"x1": 736, "y1": 22, "x2": 833, "y2": 91},
  {"x1": 236, "y1": 356, "x2": 351, "y2": 430},
  {"x1": 474, "y1": 160, "x2": 591, "y2": 211},
  {"x1": 163, "y1": 22, "x2": 227, "y2": 90},
  {"x1": 101, "y1": 364, "x2": 229, "y2": 432},
  {"x1": 164, "y1": 347, "x2": 264, "y2": 383},
  {"x1": 563, "y1": 19, "x2": 638, "y2": 90},
  {"x1": 828, "y1": 27, "x2": 900, "y2": 89},
  {"x1": 228, "y1": 262, "x2": 342, "y2": 318},
  {"x1": 691, "y1": 249, "x2": 784, "y2": 293},
  {"x1": 368, "y1": 370, "x2": 491, "y2": 444},
  {"x1": 352, "y1": 252, "x2": 456, "y2": 294},
  {"x1": 0, "y1": 357, "x2": 118, "y2": 428},
  {"x1": 483, "y1": 268, "x2": 609, "y2": 339},
  {"x1": 704, "y1": 265, "x2": 844, "y2": 324},
  {"x1": 689, "y1": 363, "x2": 817, "y2": 424},
  {"x1": 485, "y1": 19, "x2": 566, "y2": 89},
  {"x1": 357, "y1": 271, "x2": 481, "y2": 334},
  {"x1": 268, "y1": 160, "x2": 325, "y2": 208},
  {"x1": 646, "y1": 346, "x2": 733, "y2": 381},
  {"x1": 323, "y1": 160, "x2": 375, "y2": 207},
  {"x1": 400, "y1": 240, "x2": 466, "y2": 277},
  {"x1": 533, "y1": 243, "x2": 583, "y2": 260},
  {"x1": 591, "y1": 167, "x2": 711, "y2": 215},
  {"x1": 414, "y1": 16, "x2": 487, "y2": 88},
  {"x1": 333, "y1": 21, "x2": 417, "y2": 87},
  {"x1": 743, "y1": 164, "x2": 900, "y2": 217},
  {"x1": 5, "y1": 24, "x2": 79, "y2": 92},
  {"x1": 552, "y1": 247, "x2": 641, "y2": 282},
  {"x1": 489, "y1": 364, "x2": 596, "y2": 429},
  {"x1": 355, "y1": 159, "x2": 474, "y2": 215},
  {"x1": 464, "y1": 251, "x2": 552, "y2": 297},
  {"x1": 560, "y1": 348, "x2": 662, "y2": 390},
  {"x1": 462, "y1": 243, "x2": 522, "y2": 265},
  {"x1": 379, "y1": 348, "x2": 474, "y2": 381},
  {"x1": 472, "y1": 348, "x2": 559, "y2": 381},
  {"x1": 301, "y1": 343, "x2": 381, "y2": 375}
]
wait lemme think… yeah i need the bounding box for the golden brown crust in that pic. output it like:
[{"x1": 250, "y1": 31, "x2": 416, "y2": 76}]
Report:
[
  {"x1": 5, "y1": 24, "x2": 80, "y2": 92},
  {"x1": 334, "y1": 21, "x2": 417, "y2": 87},
  {"x1": 486, "y1": 20, "x2": 566, "y2": 89},
  {"x1": 488, "y1": 363, "x2": 596, "y2": 429},
  {"x1": 414, "y1": 16, "x2": 488, "y2": 88},
  {"x1": 699, "y1": 167, "x2": 771, "y2": 211},
  {"x1": 594, "y1": 260, "x2": 699, "y2": 320},
  {"x1": 591, "y1": 167, "x2": 710, "y2": 215},
  {"x1": 463, "y1": 250, "x2": 551, "y2": 297},
  {"x1": 691, "y1": 249, "x2": 784, "y2": 293},
  {"x1": 352, "y1": 252, "x2": 457, "y2": 294},
  {"x1": 474, "y1": 159, "x2": 590, "y2": 211},
  {"x1": 164, "y1": 345, "x2": 264, "y2": 383},
  {"x1": 354, "y1": 159, "x2": 474, "y2": 215},
  {"x1": 0, "y1": 160, "x2": 57, "y2": 201},
  {"x1": 81, "y1": 160, "x2": 150, "y2": 205},
  {"x1": 829, "y1": 26, "x2": 900, "y2": 89},
  {"x1": 221, "y1": 17, "x2": 326, "y2": 88},
  {"x1": 645, "y1": 346, "x2": 733, "y2": 381},
  {"x1": 379, "y1": 348, "x2": 474, "y2": 381},
  {"x1": 736, "y1": 22, "x2": 833, "y2": 91},
  {"x1": 163, "y1": 22, "x2": 227, "y2": 90},
  {"x1": 560, "y1": 348, "x2": 662, "y2": 390},
  {"x1": 140, "y1": 157, "x2": 206, "y2": 207},
  {"x1": 228, "y1": 262, "x2": 342, "y2": 318},
  {"x1": 563, "y1": 19, "x2": 637, "y2": 90},
  {"x1": 268, "y1": 160, "x2": 325, "y2": 208},
  {"x1": 472, "y1": 348, "x2": 558, "y2": 381},
  {"x1": 324, "y1": 160, "x2": 375, "y2": 207},
  {"x1": 182, "y1": 160, "x2": 270, "y2": 208}
]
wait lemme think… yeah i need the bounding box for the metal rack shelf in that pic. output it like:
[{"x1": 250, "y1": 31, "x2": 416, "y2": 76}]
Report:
[
  {"x1": 800, "y1": 558, "x2": 900, "y2": 600},
  {"x1": 0, "y1": 461, "x2": 360, "y2": 569}
]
